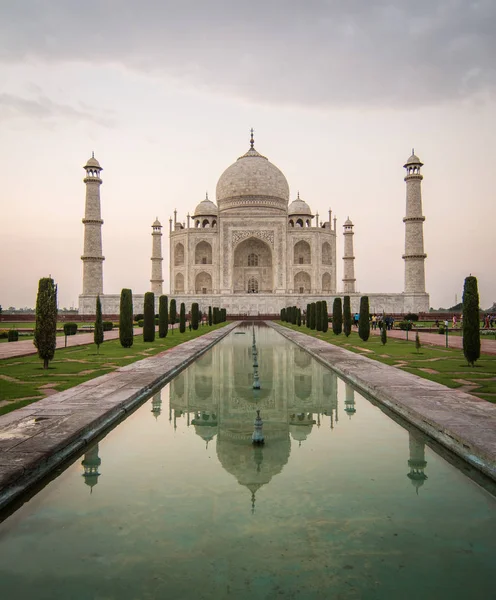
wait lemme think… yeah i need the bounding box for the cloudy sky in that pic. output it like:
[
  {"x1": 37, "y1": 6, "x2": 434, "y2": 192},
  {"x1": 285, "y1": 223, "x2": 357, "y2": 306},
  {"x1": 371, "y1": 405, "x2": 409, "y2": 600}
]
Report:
[{"x1": 1, "y1": 0, "x2": 495, "y2": 310}]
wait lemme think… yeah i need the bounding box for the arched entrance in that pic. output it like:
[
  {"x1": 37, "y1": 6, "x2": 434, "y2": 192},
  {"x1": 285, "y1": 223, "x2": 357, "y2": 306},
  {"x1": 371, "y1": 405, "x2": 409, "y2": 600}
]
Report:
[{"x1": 233, "y1": 237, "x2": 273, "y2": 293}]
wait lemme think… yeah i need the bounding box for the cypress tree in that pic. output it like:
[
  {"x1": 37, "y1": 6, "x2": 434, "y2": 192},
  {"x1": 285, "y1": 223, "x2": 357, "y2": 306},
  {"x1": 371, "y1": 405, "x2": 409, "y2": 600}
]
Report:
[
  {"x1": 169, "y1": 299, "x2": 177, "y2": 334},
  {"x1": 381, "y1": 322, "x2": 387, "y2": 345},
  {"x1": 316, "y1": 301, "x2": 322, "y2": 331},
  {"x1": 222, "y1": 308, "x2": 227, "y2": 322},
  {"x1": 462, "y1": 276, "x2": 481, "y2": 366},
  {"x1": 143, "y1": 292, "x2": 155, "y2": 342},
  {"x1": 415, "y1": 332, "x2": 421, "y2": 354},
  {"x1": 306, "y1": 304, "x2": 310, "y2": 328},
  {"x1": 119, "y1": 288, "x2": 134, "y2": 348},
  {"x1": 332, "y1": 298, "x2": 342, "y2": 335},
  {"x1": 358, "y1": 296, "x2": 370, "y2": 342},
  {"x1": 208, "y1": 305, "x2": 213, "y2": 326},
  {"x1": 297, "y1": 308, "x2": 302, "y2": 326},
  {"x1": 159, "y1": 295, "x2": 168, "y2": 338},
  {"x1": 94, "y1": 294, "x2": 104, "y2": 354},
  {"x1": 322, "y1": 300, "x2": 328, "y2": 333},
  {"x1": 34, "y1": 277, "x2": 58, "y2": 369},
  {"x1": 281, "y1": 308, "x2": 286, "y2": 322},
  {"x1": 343, "y1": 296, "x2": 352, "y2": 337},
  {"x1": 179, "y1": 302, "x2": 186, "y2": 333},
  {"x1": 310, "y1": 303, "x2": 316, "y2": 330},
  {"x1": 291, "y1": 306, "x2": 296, "y2": 325},
  {"x1": 192, "y1": 302, "x2": 199, "y2": 330}
]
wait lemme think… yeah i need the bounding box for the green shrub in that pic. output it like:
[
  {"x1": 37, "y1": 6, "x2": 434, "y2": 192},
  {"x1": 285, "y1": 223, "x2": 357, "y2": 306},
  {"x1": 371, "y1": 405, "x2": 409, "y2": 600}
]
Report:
[
  {"x1": 134, "y1": 313, "x2": 144, "y2": 322},
  {"x1": 159, "y1": 295, "x2": 169, "y2": 338},
  {"x1": 8, "y1": 329, "x2": 19, "y2": 342},
  {"x1": 358, "y1": 296, "x2": 370, "y2": 342},
  {"x1": 103, "y1": 321, "x2": 113, "y2": 331},
  {"x1": 192, "y1": 302, "x2": 199, "y2": 330},
  {"x1": 343, "y1": 296, "x2": 352, "y2": 337},
  {"x1": 438, "y1": 325, "x2": 445, "y2": 335},
  {"x1": 179, "y1": 302, "x2": 186, "y2": 333},
  {"x1": 404, "y1": 313, "x2": 419, "y2": 322},
  {"x1": 94, "y1": 294, "x2": 104, "y2": 353},
  {"x1": 170, "y1": 299, "x2": 177, "y2": 333},
  {"x1": 143, "y1": 292, "x2": 155, "y2": 342},
  {"x1": 34, "y1": 277, "x2": 58, "y2": 369},
  {"x1": 0, "y1": 330, "x2": 8, "y2": 339},
  {"x1": 332, "y1": 298, "x2": 342, "y2": 335},
  {"x1": 462, "y1": 275, "x2": 481, "y2": 366},
  {"x1": 119, "y1": 288, "x2": 134, "y2": 348},
  {"x1": 63, "y1": 322, "x2": 78, "y2": 336},
  {"x1": 138, "y1": 319, "x2": 144, "y2": 327},
  {"x1": 322, "y1": 300, "x2": 328, "y2": 333},
  {"x1": 398, "y1": 321, "x2": 413, "y2": 331}
]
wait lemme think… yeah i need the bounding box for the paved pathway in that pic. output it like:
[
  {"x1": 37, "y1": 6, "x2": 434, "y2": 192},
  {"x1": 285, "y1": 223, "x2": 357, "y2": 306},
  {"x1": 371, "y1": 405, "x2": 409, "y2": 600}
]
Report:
[
  {"x1": 0, "y1": 325, "x2": 182, "y2": 360},
  {"x1": 271, "y1": 322, "x2": 496, "y2": 484},
  {"x1": 368, "y1": 327, "x2": 496, "y2": 355},
  {"x1": 0, "y1": 322, "x2": 237, "y2": 511}
]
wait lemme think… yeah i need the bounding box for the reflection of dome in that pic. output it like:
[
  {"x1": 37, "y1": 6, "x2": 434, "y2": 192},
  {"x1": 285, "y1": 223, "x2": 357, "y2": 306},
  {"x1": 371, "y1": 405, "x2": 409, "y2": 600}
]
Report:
[
  {"x1": 288, "y1": 195, "x2": 312, "y2": 216},
  {"x1": 216, "y1": 134, "x2": 290, "y2": 213},
  {"x1": 194, "y1": 195, "x2": 218, "y2": 216},
  {"x1": 289, "y1": 413, "x2": 315, "y2": 446},
  {"x1": 192, "y1": 412, "x2": 218, "y2": 447},
  {"x1": 216, "y1": 422, "x2": 290, "y2": 511}
]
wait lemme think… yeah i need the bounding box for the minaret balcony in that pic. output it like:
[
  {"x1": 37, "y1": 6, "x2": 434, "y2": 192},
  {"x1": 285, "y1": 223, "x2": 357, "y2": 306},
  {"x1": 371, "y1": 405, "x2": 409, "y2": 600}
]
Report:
[{"x1": 403, "y1": 216, "x2": 425, "y2": 223}]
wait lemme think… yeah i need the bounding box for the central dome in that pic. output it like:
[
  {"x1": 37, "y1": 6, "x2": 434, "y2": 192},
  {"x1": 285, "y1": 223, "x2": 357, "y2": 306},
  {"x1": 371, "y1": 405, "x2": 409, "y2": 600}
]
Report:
[{"x1": 216, "y1": 135, "x2": 290, "y2": 213}]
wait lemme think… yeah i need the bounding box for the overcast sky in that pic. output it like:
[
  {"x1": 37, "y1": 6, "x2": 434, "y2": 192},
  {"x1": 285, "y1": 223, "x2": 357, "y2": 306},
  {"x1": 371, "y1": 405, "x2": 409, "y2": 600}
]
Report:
[{"x1": 1, "y1": 0, "x2": 495, "y2": 310}]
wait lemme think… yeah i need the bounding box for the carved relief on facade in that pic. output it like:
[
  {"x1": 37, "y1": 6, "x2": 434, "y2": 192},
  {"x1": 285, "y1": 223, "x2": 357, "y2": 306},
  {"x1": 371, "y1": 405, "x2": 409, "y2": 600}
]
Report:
[
  {"x1": 174, "y1": 243, "x2": 185, "y2": 266},
  {"x1": 232, "y1": 229, "x2": 275, "y2": 248}
]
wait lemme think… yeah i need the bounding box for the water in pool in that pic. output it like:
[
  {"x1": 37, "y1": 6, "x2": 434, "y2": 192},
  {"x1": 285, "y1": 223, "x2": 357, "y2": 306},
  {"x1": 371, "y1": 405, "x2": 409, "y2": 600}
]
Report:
[{"x1": 0, "y1": 324, "x2": 494, "y2": 599}]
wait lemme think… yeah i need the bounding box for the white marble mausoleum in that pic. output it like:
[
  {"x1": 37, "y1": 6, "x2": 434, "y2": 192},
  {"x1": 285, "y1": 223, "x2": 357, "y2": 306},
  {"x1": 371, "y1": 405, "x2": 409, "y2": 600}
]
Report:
[{"x1": 78, "y1": 132, "x2": 429, "y2": 315}]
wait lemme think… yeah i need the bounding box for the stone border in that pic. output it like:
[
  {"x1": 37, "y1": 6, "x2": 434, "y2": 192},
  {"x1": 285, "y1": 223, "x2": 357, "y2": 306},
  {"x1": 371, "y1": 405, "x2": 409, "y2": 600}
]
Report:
[
  {"x1": 0, "y1": 323, "x2": 238, "y2": 513},
  {"x1": 269, "y1": 322, "x2": 496, "y2": 482}
]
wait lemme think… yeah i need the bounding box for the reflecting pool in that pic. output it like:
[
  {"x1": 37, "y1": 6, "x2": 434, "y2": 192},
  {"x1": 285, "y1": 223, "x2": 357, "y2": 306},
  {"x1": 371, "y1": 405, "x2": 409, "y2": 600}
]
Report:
[{"x1": 0, "y1": 324, "x2": 494, "y2": 599}]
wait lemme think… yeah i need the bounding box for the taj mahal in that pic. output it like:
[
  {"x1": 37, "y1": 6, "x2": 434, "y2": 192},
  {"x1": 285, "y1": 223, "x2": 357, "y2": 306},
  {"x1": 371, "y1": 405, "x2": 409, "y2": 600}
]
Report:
[{"x1": 78, "y1": 131, "x2": 429, "y2": 315}]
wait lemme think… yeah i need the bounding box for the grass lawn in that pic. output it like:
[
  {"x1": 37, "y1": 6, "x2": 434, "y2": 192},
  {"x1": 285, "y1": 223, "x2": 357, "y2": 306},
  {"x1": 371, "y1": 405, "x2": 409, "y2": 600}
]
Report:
[
  {"x1": 279, "y1": 322, "x2": 496, "y2": 403},
  {"x1": 0, "y1": 323, "x2": 227, "y2": 415}
]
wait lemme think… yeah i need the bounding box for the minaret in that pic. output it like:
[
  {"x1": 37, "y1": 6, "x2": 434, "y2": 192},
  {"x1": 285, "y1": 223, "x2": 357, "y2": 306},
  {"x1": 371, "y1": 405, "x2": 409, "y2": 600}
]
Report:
[
  {"x1": 407, "y1": 431, "x2": 428, "y2": 494},
  {"x1": 81, "y1": 443, "x2": 102, "y2": 493},
  {"x1": 81, "y1": 153, "x2": 104, "y2": 296},
  {"x1": 150, "y1": 217, "x2": 163, "y2": 295},
  {"x1": 342, "y1": 217, "x2": 356, "y2": 293},
  {"x1": 403, "y1": 150, "x2": 427, "y2": 293}
]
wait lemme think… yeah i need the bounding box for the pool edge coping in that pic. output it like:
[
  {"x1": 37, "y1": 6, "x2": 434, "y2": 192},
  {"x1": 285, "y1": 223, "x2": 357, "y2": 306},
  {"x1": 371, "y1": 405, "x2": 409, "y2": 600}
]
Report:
[{"x1": 269, "y1": 321, "x2": 496, "y2": 483}]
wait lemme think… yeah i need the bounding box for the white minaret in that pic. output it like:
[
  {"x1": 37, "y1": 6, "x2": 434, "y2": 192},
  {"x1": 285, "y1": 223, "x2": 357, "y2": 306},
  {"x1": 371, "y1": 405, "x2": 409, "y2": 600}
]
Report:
[
  {"x1": 342, "y1": 217, "x2": 356, "y2": 293},
  {"x1": 150, "y1": 217, "x2": 163, "y2": 295},
  {"x1": 81, "y1": 153, "x2": 104, "y2": 295},
  {"x1": 403, "y1": 150, "x2": 426, "y2": 294}
]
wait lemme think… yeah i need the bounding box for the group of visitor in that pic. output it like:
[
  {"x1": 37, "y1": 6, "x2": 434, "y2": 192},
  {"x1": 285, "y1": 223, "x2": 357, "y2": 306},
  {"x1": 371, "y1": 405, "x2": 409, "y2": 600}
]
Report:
[
  {"x1": 484, "y1": 314, "x2": 495, "y2": 328},
  {"x1": 353, "y1": 314, "x2": 395, "y2": 330}
]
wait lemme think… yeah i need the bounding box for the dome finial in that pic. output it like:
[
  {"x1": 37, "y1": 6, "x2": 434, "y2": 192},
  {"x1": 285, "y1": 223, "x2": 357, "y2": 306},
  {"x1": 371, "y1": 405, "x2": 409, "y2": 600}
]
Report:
[
  {"x1": 412, "y1": 147, "x2": 414, "y2": 155},
  {"x1": 92, "y1": 151, "x2": 94, "y2": 158},
  {"x1": 205, "y1": 191, "x2": 208, "y2": 200},
  {"x1": 250, "y1": 128, "x2": 254, "y2": 149},
  {"x1": 297, "y1": 191, "x2": 300, "y2": 199}
]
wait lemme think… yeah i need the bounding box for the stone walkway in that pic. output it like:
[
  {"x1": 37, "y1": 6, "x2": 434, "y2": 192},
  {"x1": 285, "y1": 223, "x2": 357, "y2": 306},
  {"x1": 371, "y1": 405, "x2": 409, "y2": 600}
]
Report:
[
  {"x1": 0, "y1": 323, "x2": 237, "y2": 512},
  {"x1": 368, "y1": 327, "x2": 496, "y2": 355},
  {"x1": 0, "y1": 325, "x2": 182, "y2": 360},
  {"x1": 270, "y1": 322, "x2": 496, "y2": 483}
]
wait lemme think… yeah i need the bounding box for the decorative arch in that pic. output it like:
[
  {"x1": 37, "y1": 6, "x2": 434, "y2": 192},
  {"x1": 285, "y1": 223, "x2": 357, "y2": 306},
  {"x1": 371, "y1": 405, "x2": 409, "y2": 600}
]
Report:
[
  {"x1": 175, "y1": 272, "x2": 184, "y2": 292},
  {"x1": 202, "y1": 219, "x2": 210, "y2": 228},
  {"x1": 322, "y1": 272, "x2": 332, "y2": 292},
  {"x1": 295, "y1": 374, "x2": 312, "y2": 400},
  {"x1": 195, "y1": 241, "x2": 212, "y2": 265},
  {"x1": 174, "y1": 243, "x2": 184, "y2": 266},
  {"x1": 195, "y1": 272, "x2": 212, "y2": 294},
  {"x1": 233, "y1": 237, "x2": 273, "y2": 293},
  {"x1": 294, "y1": 240, "x2": 311, "y2": 265},
  {"x1": 247, "y1": 276, "x2": 259, "y2": 293},
  {"x1": 294, "y1": 271, "x2": 311, "y2": 294},
  {"x1": 322, "y1": 242, "x2": 332, "y2": 265}
]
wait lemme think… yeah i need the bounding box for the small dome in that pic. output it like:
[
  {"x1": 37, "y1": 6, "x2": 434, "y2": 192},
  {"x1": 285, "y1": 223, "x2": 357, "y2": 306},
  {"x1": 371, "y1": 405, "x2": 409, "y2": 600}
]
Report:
[
  {"x1": 344, "y1": 217, "x2": 353, "y2": 226},
  {"x1": 194, "y1": 194, "x2": 218, "y2": 216},
  {"x1": 404, "y1": 150, "x2": 423, "y2": 167},
  {"x1": 152, "y1": 217, "x2": 161, "y2": 227},
  {"x1": 288, "y1": 194, "x2": 312, "y2": 216},
  {"x1": 84, "y1": 154, "x2": 101, "y2": 169}
]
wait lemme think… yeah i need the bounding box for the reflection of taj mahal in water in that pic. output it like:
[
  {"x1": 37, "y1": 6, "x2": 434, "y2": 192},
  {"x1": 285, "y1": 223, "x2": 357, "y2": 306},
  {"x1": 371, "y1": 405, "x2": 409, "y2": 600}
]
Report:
[{"x1": 78, "y1": 327, "x2": 430, "y2": 503}]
